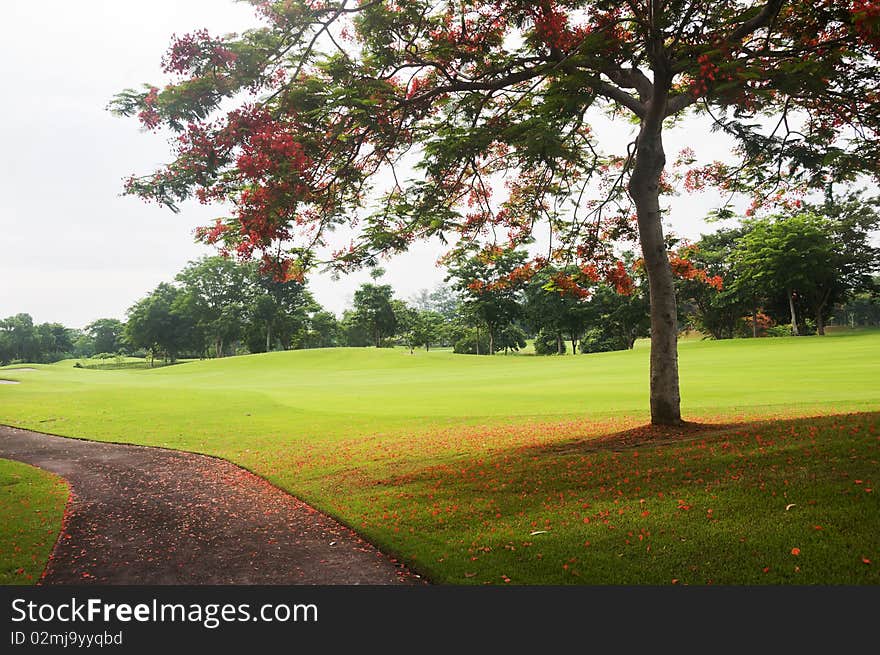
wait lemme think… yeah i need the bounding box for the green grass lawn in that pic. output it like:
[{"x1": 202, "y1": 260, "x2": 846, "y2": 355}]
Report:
[
  {"x1": 0, "y1": 459, "x2": 68, "y2": 584},
  {"x1": 0, "y1": 330, "x2": 877, "y2": 583}
]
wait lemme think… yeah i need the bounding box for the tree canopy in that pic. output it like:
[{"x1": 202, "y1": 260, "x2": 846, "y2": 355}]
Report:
[{"x1": 112, "y1": 0, "x2": 880, "y2": 423}]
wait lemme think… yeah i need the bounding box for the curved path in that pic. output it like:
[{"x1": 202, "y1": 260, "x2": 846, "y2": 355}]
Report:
[{"x1": 0, "y1": 425, "x2": 421, "y2": 585}]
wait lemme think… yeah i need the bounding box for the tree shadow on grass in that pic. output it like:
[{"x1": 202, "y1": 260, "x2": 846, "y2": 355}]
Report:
[
  {"x1": 376, "y1": 410, "x2": 880, "y2": 487},
  {"x1": 528, "y1": 411, "x2": 879, "y2": 456}
]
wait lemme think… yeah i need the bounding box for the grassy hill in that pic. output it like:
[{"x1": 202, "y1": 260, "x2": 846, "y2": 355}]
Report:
[{"x1": 1, "y1": 330, "x2": 878, "y2": 584}]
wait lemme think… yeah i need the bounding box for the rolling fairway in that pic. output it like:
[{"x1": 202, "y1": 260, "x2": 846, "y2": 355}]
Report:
[{"x1": 0, "y1": 331, "x2": 878, "y2": 583}]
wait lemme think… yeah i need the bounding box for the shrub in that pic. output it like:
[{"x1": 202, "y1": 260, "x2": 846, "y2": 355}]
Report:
[
  {"x1": 453, "y1": 331, "x2": 490, "y2": 355},
  {"x1": 534, "y1": 330, "x2": 565, "y2": 355},
  {"x1": 496, "y1": 324, "x2": 528, "y2": 353},
  {"x1": 580, "y1": 327, "x2": 628, "y2": 353},
  {"x1": 765, "y1": 325, "x2": 794, "y2": 337}
]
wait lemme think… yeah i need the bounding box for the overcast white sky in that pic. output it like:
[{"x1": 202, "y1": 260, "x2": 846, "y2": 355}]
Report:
[{"x1": 1, "y1": 0, "x2": 740, "y2": 328}]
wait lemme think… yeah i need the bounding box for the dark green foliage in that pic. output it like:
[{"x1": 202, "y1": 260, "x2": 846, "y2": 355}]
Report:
[
  {"x1": 124, "y1": 283, "x2": 195, "y2": 363},
  {"x1": 730, "y1": 196, "x2": 879, "y2": 335},
  {"x1": 580, "y1": 327, "x2": 630, "y2": 354},
  {"x1": 339, "y1": 310, "x2": 372, "y2": 347},
  {"x1": 0, "y1": 315, "x2": 78, "y2": 365},
  {"x1": 447, "y1": 249, "x2": 528, "y2": 355},
  {"x1": 453, "y1": 329, "x2": 490, "y2": 356},
  {"x1": 300, "y1": 311, "x2": 340, "y2": 349},
  {"x1": 534, "y1": 329, "x2": 565, "y2": 355},
  {"x1": 834, "y1": 281, "x2": 880, "y2": 328},
  {"x1": 347, "y1": 283, "x2": 398, "y2": 348},
  {"x1": 580, "y1": 284, "x2": 650, "y2": 352},
  {"x1": 176, "y1": 256, "x2": 254, "y2": 357},
  {"x1": 524, "y1": 267, "x2": 592, "y2": 354},
  {"x1": 84, "y1": 319, "x2": 125, "y2": 355},
  {"x1": 496, "y1": 324, "x2": 528, "y2": 353},
  {"x1": 677, "y1": 229, "x2": 751, "y2": 339},
  {"x1": 412, "y1": 310, "x2": 447, "y2": 351}
]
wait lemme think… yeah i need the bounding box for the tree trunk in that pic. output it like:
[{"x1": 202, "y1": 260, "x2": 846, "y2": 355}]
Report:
[
  {"x1": 570, "y1": 335, "x2": 577, "y2": 355},
  {"x1": 815, "y1": 289, "x2": 830, "y2": 336},
  {"x1": 374, "y1": 326, "x2": 380, "y2": 348},
  {"x1": 628, "y1": 101, "x2": 682, "y2": 426},
  {"x1": 556, "y1": 333, "x2": 563, "y2": 355},
  {"x1": 752, "y1": 307, "x2": 758, "y2": 338},
  {"x1": 475, "y1": 326, "x2": 481, "y2": 355},
  {"x1": 788, "y1": 289, "x2": 799, "y2": 336},
  {"x1": 266, "y1": 324, "x2": 271, "y2": 352},
  {"x1": 488, "y1": 329, "x2": 495, "y2": 356}
]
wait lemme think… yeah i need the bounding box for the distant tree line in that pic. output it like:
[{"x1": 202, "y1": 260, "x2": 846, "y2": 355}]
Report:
[
  {"x1": 676, "y1": 192, "x2": 880, "y2": 339},
  {"x1": 2, "y1": 193, "x2": 877, "y2": 366}
]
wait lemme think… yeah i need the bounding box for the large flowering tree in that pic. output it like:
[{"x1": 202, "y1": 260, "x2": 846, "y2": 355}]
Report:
[{"x1": 112, "y1": 1, "x2": 880, "y2": 424}]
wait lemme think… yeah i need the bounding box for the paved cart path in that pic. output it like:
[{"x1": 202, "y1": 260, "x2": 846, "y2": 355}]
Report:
[{"x1": 0, "y1": 425, "x2": 421, "y2": 585}]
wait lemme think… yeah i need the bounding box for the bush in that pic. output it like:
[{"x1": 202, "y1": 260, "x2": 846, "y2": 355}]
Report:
[
  {"x1": 496, "y1": 324, "x2": 528, "y2": 353},
  {"x1": 534, "y1": 330, "x2": 565, "y2": 355},
  {"x1": 736, "y1": 312, "x2": 774, "y2": 338},
  {"x1": 453, "y1": 331, "x2": 490, "y2": 355},
  {"x1": 580, "y1": 327, "x2": 628, "y2": 353},
  {"x1": 765, "y1": 325, "x2": 794, "y2": 337}
]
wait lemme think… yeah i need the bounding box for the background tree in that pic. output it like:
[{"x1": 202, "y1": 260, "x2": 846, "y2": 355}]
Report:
[
  {"x1": 176, "y1": 256, "x2": 253, "y2": 357},
  {"x1": 452, "y1": 327, "x2": 491, "y2": 356},
  {"x1": 807, "y1": 192, "x2": 880, "y2": 334},
  {"x1": 412, "y1": 310, "x2": 447, "y2": 351},
  {"x1": 302, "y1": 310, "x2": 340, "y2": 348},
  {"x1": 0, "y1": 314, "x2": 37, "y2": 363},
  {"x1": 339, "y1": 310, "x2": 370, "y2": 347},
  {"x1": 71, "y1": 329, "x2": 97, "y2": 359},
  {"x1": 427, "y1": 286, "x2": 461, "y2": 323},
  {"x1": 0, "y1": 316, "x2": 81, "y2": 364},
  {"x1": 350, "y1": 283, "x2": 398, "y2": 348},
  {"x1": 533, "y1": 329, "x2": 566, "y2": 356},
  {"x1": 112, "y1": 0, "x2": 880, "y2": 423},
  {"x1": 835, "y1": 282, "x2": 880, "y2": 328},
  {"x1": 249, "y1": 273, "x2": 317, "y2": 352},
  {"x1": 125, "y1": 283, "x2": 194, "y2": 364},
  {"x1": 729, "y1": 210, "x2": 879, "y2": 336},
  {"x1": 34, "y1": 323, "x2": 75, "y2": 362},
  {"x1": 525, "y1": 266, "x2": 594, "y2": 355},
  {"x1": 580, "y1": 284, "x2": 651, "y2": 353},
  {"x1": 447, "y1": 248, "x2": 528, "y2": 355},
  {"x1": 674, "y1": 231, "x2": 749, "y2": 339},
  {"x1": 247, "y1": 292, "x2": 279, "y2": 353},
  {"x1": 84, "y1": 318, "x2": 125, "y2": 354},
  {"x1": 391, "y1": 300, "x2": 419, "y2": 353},
  {"x1": 496, "y1": 323, "x2": 528, "y2": 354}
]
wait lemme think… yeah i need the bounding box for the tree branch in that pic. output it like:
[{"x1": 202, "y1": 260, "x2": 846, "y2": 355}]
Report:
[
  {"x1": 671, "y1": 0, "x2": 787, "y2": 73},
  {"x1": 593, "y1": 79, "x2": 647, "y2": 118}
]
